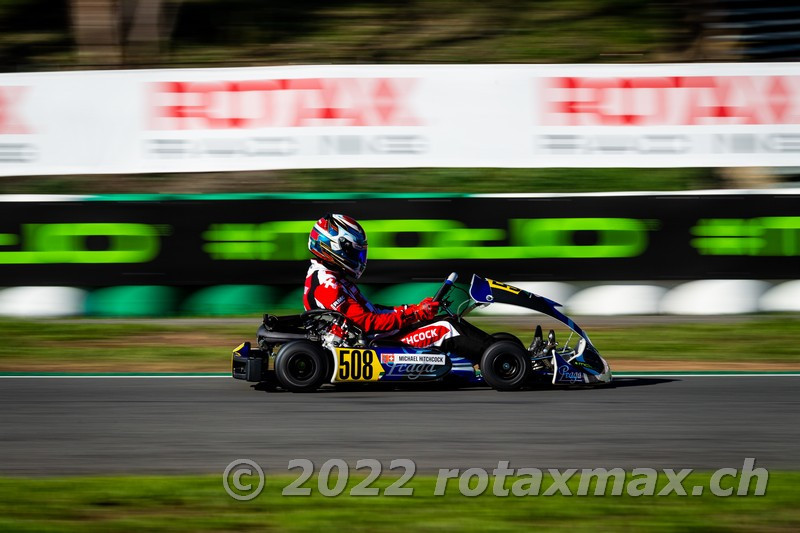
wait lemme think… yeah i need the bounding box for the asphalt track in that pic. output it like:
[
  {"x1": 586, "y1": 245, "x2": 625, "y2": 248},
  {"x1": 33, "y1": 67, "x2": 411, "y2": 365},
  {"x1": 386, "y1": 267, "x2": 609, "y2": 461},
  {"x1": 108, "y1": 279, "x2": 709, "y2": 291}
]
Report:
[{"x1": 0, "y1": 376, "x2": 798, "y2": 475}]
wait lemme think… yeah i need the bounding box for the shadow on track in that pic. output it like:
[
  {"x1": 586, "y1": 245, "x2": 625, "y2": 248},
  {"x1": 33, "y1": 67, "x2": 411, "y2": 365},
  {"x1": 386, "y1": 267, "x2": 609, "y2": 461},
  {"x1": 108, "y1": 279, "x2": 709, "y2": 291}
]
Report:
[
  {"x1": 251, "y1": 377, "x2": 677, "y2": 393},
  {"x1": 595, "y1": 377, "x2": 678, "y2": 389}
]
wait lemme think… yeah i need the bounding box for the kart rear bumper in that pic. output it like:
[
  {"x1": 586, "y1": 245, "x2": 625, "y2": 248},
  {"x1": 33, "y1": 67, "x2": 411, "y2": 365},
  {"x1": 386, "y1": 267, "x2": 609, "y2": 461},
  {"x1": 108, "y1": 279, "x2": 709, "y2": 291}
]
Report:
[{"x1": 232, "y1": 342, "x2": 272, "y2": 382}]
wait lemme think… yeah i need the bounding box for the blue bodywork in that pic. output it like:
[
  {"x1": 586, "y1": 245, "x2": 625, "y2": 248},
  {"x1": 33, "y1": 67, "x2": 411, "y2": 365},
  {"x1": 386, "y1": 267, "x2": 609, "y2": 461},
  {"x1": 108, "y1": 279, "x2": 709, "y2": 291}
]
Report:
[
  {"x1": 465, "y1": 275, "x2": 609, "y2": 385},
  {"x1": 372, "y1": 274, "x2": 610, "y2": 386}
]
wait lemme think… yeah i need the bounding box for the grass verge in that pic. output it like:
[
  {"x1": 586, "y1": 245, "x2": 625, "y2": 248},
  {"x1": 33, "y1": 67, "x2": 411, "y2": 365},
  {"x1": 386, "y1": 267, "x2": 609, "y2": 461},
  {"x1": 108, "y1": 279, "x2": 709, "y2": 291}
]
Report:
[
  {"x1": 2, "y1": 315, "x2": 799, "y2": 373},
  {"x1": 0, "y1": 168, "x2": 718, "y2": 195},
  {"x1": 0, "y1": 472, "x2": 797, "y2": 532}
]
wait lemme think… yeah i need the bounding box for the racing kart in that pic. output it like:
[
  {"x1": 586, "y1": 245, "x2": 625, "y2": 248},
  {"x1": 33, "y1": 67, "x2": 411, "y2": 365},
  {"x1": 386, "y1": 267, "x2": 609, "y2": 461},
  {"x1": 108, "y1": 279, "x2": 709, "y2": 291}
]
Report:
[{"x1": 231, "y1": 273, "x2": 612, "y2": 392}]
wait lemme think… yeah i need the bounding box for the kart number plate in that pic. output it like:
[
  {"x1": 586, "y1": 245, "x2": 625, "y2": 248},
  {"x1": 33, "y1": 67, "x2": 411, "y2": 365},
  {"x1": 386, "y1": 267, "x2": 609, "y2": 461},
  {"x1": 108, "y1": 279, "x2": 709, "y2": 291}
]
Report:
[
  {"x1": 487, "y1": 279, "x2": 522, "y2": 295},
  {"x1": 334, "y1": 348, "x2": 384, "y2": 382}
]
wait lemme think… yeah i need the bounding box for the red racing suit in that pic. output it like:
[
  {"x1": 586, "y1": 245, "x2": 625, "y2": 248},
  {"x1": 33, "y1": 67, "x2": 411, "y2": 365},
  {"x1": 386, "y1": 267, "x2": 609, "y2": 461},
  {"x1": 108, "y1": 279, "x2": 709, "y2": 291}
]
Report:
[{"x1": 303, "y1": 260, "x2": 410, "y2": 333}]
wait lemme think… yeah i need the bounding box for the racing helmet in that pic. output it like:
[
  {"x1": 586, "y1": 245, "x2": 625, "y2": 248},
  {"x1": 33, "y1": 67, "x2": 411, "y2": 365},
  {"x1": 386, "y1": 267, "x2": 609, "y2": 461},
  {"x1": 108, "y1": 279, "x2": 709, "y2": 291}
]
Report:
[{"x1": 308, "y1": 214, "x2": 368, "y2": 279}]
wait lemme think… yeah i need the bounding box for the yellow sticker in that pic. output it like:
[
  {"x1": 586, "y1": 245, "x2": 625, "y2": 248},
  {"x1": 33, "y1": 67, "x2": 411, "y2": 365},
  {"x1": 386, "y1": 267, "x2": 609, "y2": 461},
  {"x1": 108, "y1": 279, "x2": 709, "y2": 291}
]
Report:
[
  {"x1": 231, "y1": 343, "x2": 246, "y2": 372},
  {"x1": 334, "y1": 348, "x2": 384, "y2": 382},
  {"x1": 487, "y1": 279, "x2": 522, "y2": 295}
]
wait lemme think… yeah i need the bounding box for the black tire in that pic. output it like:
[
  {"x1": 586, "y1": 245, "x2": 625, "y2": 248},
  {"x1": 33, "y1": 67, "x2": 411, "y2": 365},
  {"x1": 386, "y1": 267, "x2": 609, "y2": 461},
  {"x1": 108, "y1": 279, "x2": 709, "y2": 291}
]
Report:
[
  {"x1": 490, "y1": 332, "x2": 525, "y2": 349},
  {"x1": 274, "y1": 341, "x2": 329, "y2": 392},
  {"x1": 480, "y1": 340, "x2": 532, "y2": 391}
]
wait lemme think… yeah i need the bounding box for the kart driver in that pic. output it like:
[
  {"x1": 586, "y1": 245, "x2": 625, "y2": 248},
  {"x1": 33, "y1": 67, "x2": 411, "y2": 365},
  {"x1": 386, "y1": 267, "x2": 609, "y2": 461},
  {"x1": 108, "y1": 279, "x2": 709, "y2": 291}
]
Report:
[{"x1": 304, "y1": 213, "x2": 440, "y2": 333}]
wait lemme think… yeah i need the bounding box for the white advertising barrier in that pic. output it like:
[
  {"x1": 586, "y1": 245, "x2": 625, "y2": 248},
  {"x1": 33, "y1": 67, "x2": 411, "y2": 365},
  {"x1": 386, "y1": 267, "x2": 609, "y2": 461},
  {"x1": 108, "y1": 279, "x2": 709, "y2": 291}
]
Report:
[{"x1": 1, "y1": 63, "x2": 800, "y2": 175}]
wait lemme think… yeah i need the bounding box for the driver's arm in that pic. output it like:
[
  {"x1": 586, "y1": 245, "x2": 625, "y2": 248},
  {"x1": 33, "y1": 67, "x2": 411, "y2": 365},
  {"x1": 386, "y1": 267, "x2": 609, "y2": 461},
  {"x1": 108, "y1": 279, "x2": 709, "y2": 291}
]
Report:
[
  {"x1": 338, "y1": 297, "x2": 439, "y2": 333},
  {"x1": 339, "y1": 298, "x2": 405, "y2": 332}
]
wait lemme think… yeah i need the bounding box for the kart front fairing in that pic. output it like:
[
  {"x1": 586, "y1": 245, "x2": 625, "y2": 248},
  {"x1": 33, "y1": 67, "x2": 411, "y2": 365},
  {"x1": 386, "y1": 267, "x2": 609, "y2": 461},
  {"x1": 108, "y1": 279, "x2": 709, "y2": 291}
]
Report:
[{"x1": 468, "y1": 275, "x2": 612, "y2": 384}]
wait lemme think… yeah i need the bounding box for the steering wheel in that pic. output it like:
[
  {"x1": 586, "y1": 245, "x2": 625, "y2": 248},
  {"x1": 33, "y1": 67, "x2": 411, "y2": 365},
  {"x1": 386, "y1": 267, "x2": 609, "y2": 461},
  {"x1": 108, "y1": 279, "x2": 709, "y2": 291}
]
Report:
[{"x1": 432, "y1": 272, "x2": 458, "y2": 303}]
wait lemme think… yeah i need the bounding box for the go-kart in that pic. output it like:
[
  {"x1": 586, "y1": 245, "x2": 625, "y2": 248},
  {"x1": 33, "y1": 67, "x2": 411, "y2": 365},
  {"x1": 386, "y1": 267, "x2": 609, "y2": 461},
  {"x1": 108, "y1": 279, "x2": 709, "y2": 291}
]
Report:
[{"x1": 231, "y1": 273, "x2": 612, "y2": 392}]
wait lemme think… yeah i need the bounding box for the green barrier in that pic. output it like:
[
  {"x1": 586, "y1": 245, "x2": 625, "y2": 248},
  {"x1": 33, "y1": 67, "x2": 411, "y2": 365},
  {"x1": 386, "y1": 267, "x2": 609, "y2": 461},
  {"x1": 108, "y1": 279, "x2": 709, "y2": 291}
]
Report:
[
  {"x1": 691, "y1": 217, "x2": 800, "y2": 256},
  {"x1": 5, "y1": 193, "x2": 798, "y2": 285},
  {"x1": 279, "y1": 287, "x2": 305, "y2": 313},
  {"x1": 180, "y1": 285, "x2": 277, "y2": 316},
  {"x1": 0, "y1": 223, "x2": 164, "y2": 265},
  {"x1": 373, "y1": 283, "x2": 444, "y2": 307},
  {"x1": 203, "y1": 218, "x2": 650, "y2": 262},
  {"x1": 279, "y1": 284, "x2": 440, "y2": 315},
  {"x1": 82, "y1": 283, "x2": 431, "y2": 318},
  {"x1": 373, "y1": 282, "x2": 472, "y2": 310},
  {"x1": 280, "y1": 285, "x2": 380, "y2": 311},
  {"x1": 85, "y1": 286, "x2": 179, "y2": 317}
]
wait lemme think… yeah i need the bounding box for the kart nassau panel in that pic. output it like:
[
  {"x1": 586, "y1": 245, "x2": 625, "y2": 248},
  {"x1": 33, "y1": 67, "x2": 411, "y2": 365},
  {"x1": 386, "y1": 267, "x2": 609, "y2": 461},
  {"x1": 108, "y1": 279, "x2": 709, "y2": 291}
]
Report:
[
  {"x1": 551, "y1": 350, "x2": 588, "y2": 385},
  {"x1": 331, "y1": 346, "x2": 456, "y2": 383},
  {"x1": 469, "y1": 275, "x2": 596, "y2": 350},
  {"x1": 570, "y1": 343, "x2": 612, "y2": 383},
  {"x1": 548, "y1": 349, "x2": 611, "y2": 384}
]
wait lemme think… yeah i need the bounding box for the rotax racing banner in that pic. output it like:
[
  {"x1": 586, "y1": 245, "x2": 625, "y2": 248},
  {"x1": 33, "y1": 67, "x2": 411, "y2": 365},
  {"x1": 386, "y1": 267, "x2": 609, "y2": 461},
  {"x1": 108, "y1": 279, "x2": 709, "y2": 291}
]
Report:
[
  {"x1": 0, "y1": 191, "x2": 798, "y2": 286},
  {"x1": 1, "y1": 62, "x2": 800, "y2": 176}
]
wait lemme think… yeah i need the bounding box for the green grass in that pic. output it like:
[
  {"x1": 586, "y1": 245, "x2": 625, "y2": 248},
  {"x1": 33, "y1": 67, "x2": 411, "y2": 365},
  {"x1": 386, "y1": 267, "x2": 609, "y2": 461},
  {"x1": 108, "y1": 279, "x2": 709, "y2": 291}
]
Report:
[
  {"x1": 1, "y1": 315, "x2": 800, "y2": 372},
  {"x1": 0, "y1": 319, "x2": 254, "y2": 372},
  {"x1": 0, "y1": 168, "x2": 719, "y2": 195},
  {"x1": 265, "y1": 168, "x2": 717, "y2": 194},
  {"x1": 0, "y1": 472, "x2": 797, "y2": 532},
  {"x1": 579, "y1": 317, "x2": 800, "y2": 363}
]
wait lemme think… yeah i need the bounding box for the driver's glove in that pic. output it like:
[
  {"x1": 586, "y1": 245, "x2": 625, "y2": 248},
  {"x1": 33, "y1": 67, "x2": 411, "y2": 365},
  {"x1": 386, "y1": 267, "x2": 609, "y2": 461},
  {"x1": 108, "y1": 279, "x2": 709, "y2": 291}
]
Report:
[{"x1": 401, "y1": 297, "x2": 440, "y2": 323}]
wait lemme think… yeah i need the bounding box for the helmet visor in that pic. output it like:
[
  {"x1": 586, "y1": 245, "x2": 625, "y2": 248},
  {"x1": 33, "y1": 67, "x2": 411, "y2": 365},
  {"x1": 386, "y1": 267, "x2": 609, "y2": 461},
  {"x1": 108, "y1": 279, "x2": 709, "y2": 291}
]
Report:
[
  {"x1": 340, "y1": 238, "x2": 367, "y2": 262},
  {"x1": 354, "y1": 246, "x2": 367, "y2": 266}
]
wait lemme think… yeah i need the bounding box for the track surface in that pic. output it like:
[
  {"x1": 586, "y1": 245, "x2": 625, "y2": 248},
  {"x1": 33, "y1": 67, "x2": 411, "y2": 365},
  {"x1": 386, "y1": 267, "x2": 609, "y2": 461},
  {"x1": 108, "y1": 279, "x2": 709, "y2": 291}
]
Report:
[{"x1": 1, "y1": 377, "x2": 798, "y2": 475}]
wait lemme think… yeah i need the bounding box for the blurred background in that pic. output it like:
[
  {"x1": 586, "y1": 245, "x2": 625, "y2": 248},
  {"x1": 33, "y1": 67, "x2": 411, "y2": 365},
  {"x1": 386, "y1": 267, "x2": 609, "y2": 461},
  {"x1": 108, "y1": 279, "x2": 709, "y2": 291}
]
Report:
[
  {"x1": 0, "y1": 0, "x2": 799, "y2": 320},
  {"x1": 0, "y1": 0, "x2": 800, "y2": 316},
  {"x1": 0, "y1": 0, "x2": 798, "y2": 194},
  {"x1": 1, "y1": 4, "x2": 799, "y2": 531}
]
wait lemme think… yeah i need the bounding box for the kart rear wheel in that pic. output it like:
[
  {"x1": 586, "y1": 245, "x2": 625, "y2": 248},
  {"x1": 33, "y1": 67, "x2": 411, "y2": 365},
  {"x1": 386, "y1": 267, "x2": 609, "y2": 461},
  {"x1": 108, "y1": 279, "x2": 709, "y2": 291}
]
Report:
[
  {"x1": 480, "y1": 340, "x2": 532, "y2": 391},
  {"x1": 490, "y1": 332, "x2": 526, "y2": 349},
  {"x1": 274, "y1": 341, "x2": 329, "y2": 392}
]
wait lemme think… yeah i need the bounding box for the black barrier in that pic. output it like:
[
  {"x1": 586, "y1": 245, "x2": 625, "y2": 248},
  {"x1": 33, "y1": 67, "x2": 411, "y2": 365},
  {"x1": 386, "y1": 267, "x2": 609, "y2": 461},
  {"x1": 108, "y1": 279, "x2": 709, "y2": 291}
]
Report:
[{"x1": 0, "y1": 193, "x2": 798, "y2": 286}]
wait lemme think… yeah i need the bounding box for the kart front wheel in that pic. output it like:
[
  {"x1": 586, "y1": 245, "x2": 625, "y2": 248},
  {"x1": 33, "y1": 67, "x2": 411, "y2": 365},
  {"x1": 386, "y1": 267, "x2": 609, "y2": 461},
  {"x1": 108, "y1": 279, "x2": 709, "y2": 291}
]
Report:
[
  {"x1": 274, "y1": 341, "x2": 329, "y2": 392},
  {"x1": 480, "y1": 340, "x2": 532, "y2": 391}
]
